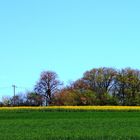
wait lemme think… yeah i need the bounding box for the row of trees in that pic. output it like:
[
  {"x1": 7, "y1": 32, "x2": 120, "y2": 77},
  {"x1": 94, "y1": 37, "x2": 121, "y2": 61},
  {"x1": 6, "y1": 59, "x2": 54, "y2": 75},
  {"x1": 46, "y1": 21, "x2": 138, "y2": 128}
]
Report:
[
  {"x1": 2, "y1": 67, "x2": 140, "y2": 106},
  {"x1": 52, "y1": 67, "x2": 140, "y2": 106}
]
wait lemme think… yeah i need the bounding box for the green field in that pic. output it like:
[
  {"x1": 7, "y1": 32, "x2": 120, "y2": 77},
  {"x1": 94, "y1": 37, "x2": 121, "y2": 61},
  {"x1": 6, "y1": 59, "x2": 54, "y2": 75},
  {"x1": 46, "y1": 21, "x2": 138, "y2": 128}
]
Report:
[{"x1": 0, "y1": 110, "x2": 140, "y2": 140}]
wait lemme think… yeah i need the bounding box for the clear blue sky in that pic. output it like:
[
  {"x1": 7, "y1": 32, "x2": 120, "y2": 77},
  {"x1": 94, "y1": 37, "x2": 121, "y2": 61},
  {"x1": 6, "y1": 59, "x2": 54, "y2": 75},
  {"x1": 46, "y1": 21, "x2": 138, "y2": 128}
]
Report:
[{"x1": 0, "y1": 0, "x2": 140, "y2": 98}]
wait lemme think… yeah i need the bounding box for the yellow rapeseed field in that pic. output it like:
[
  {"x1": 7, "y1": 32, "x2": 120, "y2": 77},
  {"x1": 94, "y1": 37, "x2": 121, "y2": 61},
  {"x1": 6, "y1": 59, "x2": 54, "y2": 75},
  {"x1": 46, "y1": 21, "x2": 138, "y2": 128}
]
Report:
[{"x1": 0, "y1": 106, "x2": 140, "y2": 111}]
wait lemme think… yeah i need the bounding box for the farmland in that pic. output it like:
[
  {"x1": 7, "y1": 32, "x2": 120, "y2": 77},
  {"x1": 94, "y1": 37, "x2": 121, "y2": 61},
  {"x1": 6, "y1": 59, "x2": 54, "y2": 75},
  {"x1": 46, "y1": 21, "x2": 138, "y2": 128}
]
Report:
[{"x1": 0, "y1": 107, "x2": 140, "y2": 140}]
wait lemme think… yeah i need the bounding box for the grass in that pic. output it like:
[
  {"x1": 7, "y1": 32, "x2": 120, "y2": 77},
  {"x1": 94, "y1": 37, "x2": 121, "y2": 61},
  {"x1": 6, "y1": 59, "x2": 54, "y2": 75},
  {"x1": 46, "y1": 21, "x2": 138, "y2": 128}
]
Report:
[{"x1": 0, "y1": 108, "x2": 140, "y2": 140}]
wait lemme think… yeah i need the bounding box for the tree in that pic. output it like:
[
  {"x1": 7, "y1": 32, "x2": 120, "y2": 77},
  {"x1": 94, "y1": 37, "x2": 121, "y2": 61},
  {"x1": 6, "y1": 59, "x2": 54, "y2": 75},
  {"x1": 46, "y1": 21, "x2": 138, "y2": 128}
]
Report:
[
  {"x1": 70, "y1": 79, "x2": 90, "y2": 93},
  {"x1": 26, "y1": 92, "x2": 44, "y2": 106},
  {"x1": 34, "y1": 71, "x2": 62, "y2": 106},
  {"x1": 114, "y1": 68, "x2": 140, "y2": 105},
  {"x1": 83, "y1": 67, "x2": 117, "y2": 100},
  {"x1": 9, "y1": 93, "x2": 27, "y2": 106},
  {"x1": 2, "y1": 96, "x2": 11, "y2": 106},
  {"x1": 52, "y1": 89, "x2": 81, "y2": 106},
  {"x1": 11, "y1": 94, "x2": 24, "y2": 106}
]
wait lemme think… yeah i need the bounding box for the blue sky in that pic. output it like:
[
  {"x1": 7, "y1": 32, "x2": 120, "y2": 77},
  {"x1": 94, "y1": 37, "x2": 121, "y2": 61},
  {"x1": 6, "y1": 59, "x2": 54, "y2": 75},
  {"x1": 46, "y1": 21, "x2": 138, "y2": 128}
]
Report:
[{"x1": 0, "y1": 0, "x2": 140, "y2": 98}]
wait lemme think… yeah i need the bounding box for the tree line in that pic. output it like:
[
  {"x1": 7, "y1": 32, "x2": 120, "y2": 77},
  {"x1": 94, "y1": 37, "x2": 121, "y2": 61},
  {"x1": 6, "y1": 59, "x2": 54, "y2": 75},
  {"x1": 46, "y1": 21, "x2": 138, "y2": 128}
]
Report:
[{"x1": 1, "y1": 67, "x2": 140, "y2": 106}]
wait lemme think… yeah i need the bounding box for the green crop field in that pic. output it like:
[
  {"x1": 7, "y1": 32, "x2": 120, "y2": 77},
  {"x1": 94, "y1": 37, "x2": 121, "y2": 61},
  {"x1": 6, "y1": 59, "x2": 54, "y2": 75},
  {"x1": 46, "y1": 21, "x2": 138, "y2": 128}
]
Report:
[{"x1": 0, "y1": 110, "x2": 140, "y2": 140}]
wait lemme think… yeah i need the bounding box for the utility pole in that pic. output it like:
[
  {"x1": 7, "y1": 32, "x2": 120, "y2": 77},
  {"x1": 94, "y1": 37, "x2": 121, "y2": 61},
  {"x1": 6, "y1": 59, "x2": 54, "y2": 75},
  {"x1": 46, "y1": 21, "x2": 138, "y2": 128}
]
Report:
[{"x1": 12, "y1": 85, "x2": 17, "y2": 106}]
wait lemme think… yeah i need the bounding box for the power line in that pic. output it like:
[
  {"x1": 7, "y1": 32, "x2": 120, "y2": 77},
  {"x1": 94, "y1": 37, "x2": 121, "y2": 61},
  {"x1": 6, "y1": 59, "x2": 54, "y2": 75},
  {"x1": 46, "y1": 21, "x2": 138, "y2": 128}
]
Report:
[
  {"x1": 0, "y1": 86, "x2": 33, "y2": 89},
  {"x1": 0, "y1": 87, "x2": 11, "y2": 89},
  {"x1": 17, "y1": 87, "x2": 32, "y2": 89}
]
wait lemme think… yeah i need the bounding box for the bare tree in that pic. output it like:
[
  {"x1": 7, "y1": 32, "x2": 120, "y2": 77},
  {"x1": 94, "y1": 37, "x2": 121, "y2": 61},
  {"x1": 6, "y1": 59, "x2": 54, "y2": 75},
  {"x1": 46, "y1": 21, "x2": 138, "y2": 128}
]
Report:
[
  {"x1": 2, "y1": 96, "x2": 11, "y2": 106},
  {"x1": 34, "y1": 71, "x2": 62, "y2": 106},
  {"x1": 26, "y1": 92, "x2": 44, "y2": 106}
]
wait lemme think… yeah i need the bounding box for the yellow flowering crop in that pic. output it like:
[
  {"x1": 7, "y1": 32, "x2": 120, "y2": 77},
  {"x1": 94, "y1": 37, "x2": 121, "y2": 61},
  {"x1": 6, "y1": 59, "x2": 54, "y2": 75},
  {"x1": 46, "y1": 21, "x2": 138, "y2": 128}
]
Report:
[{"x1": 0, "y1": 106, "x2": 140, "y2": 111}]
